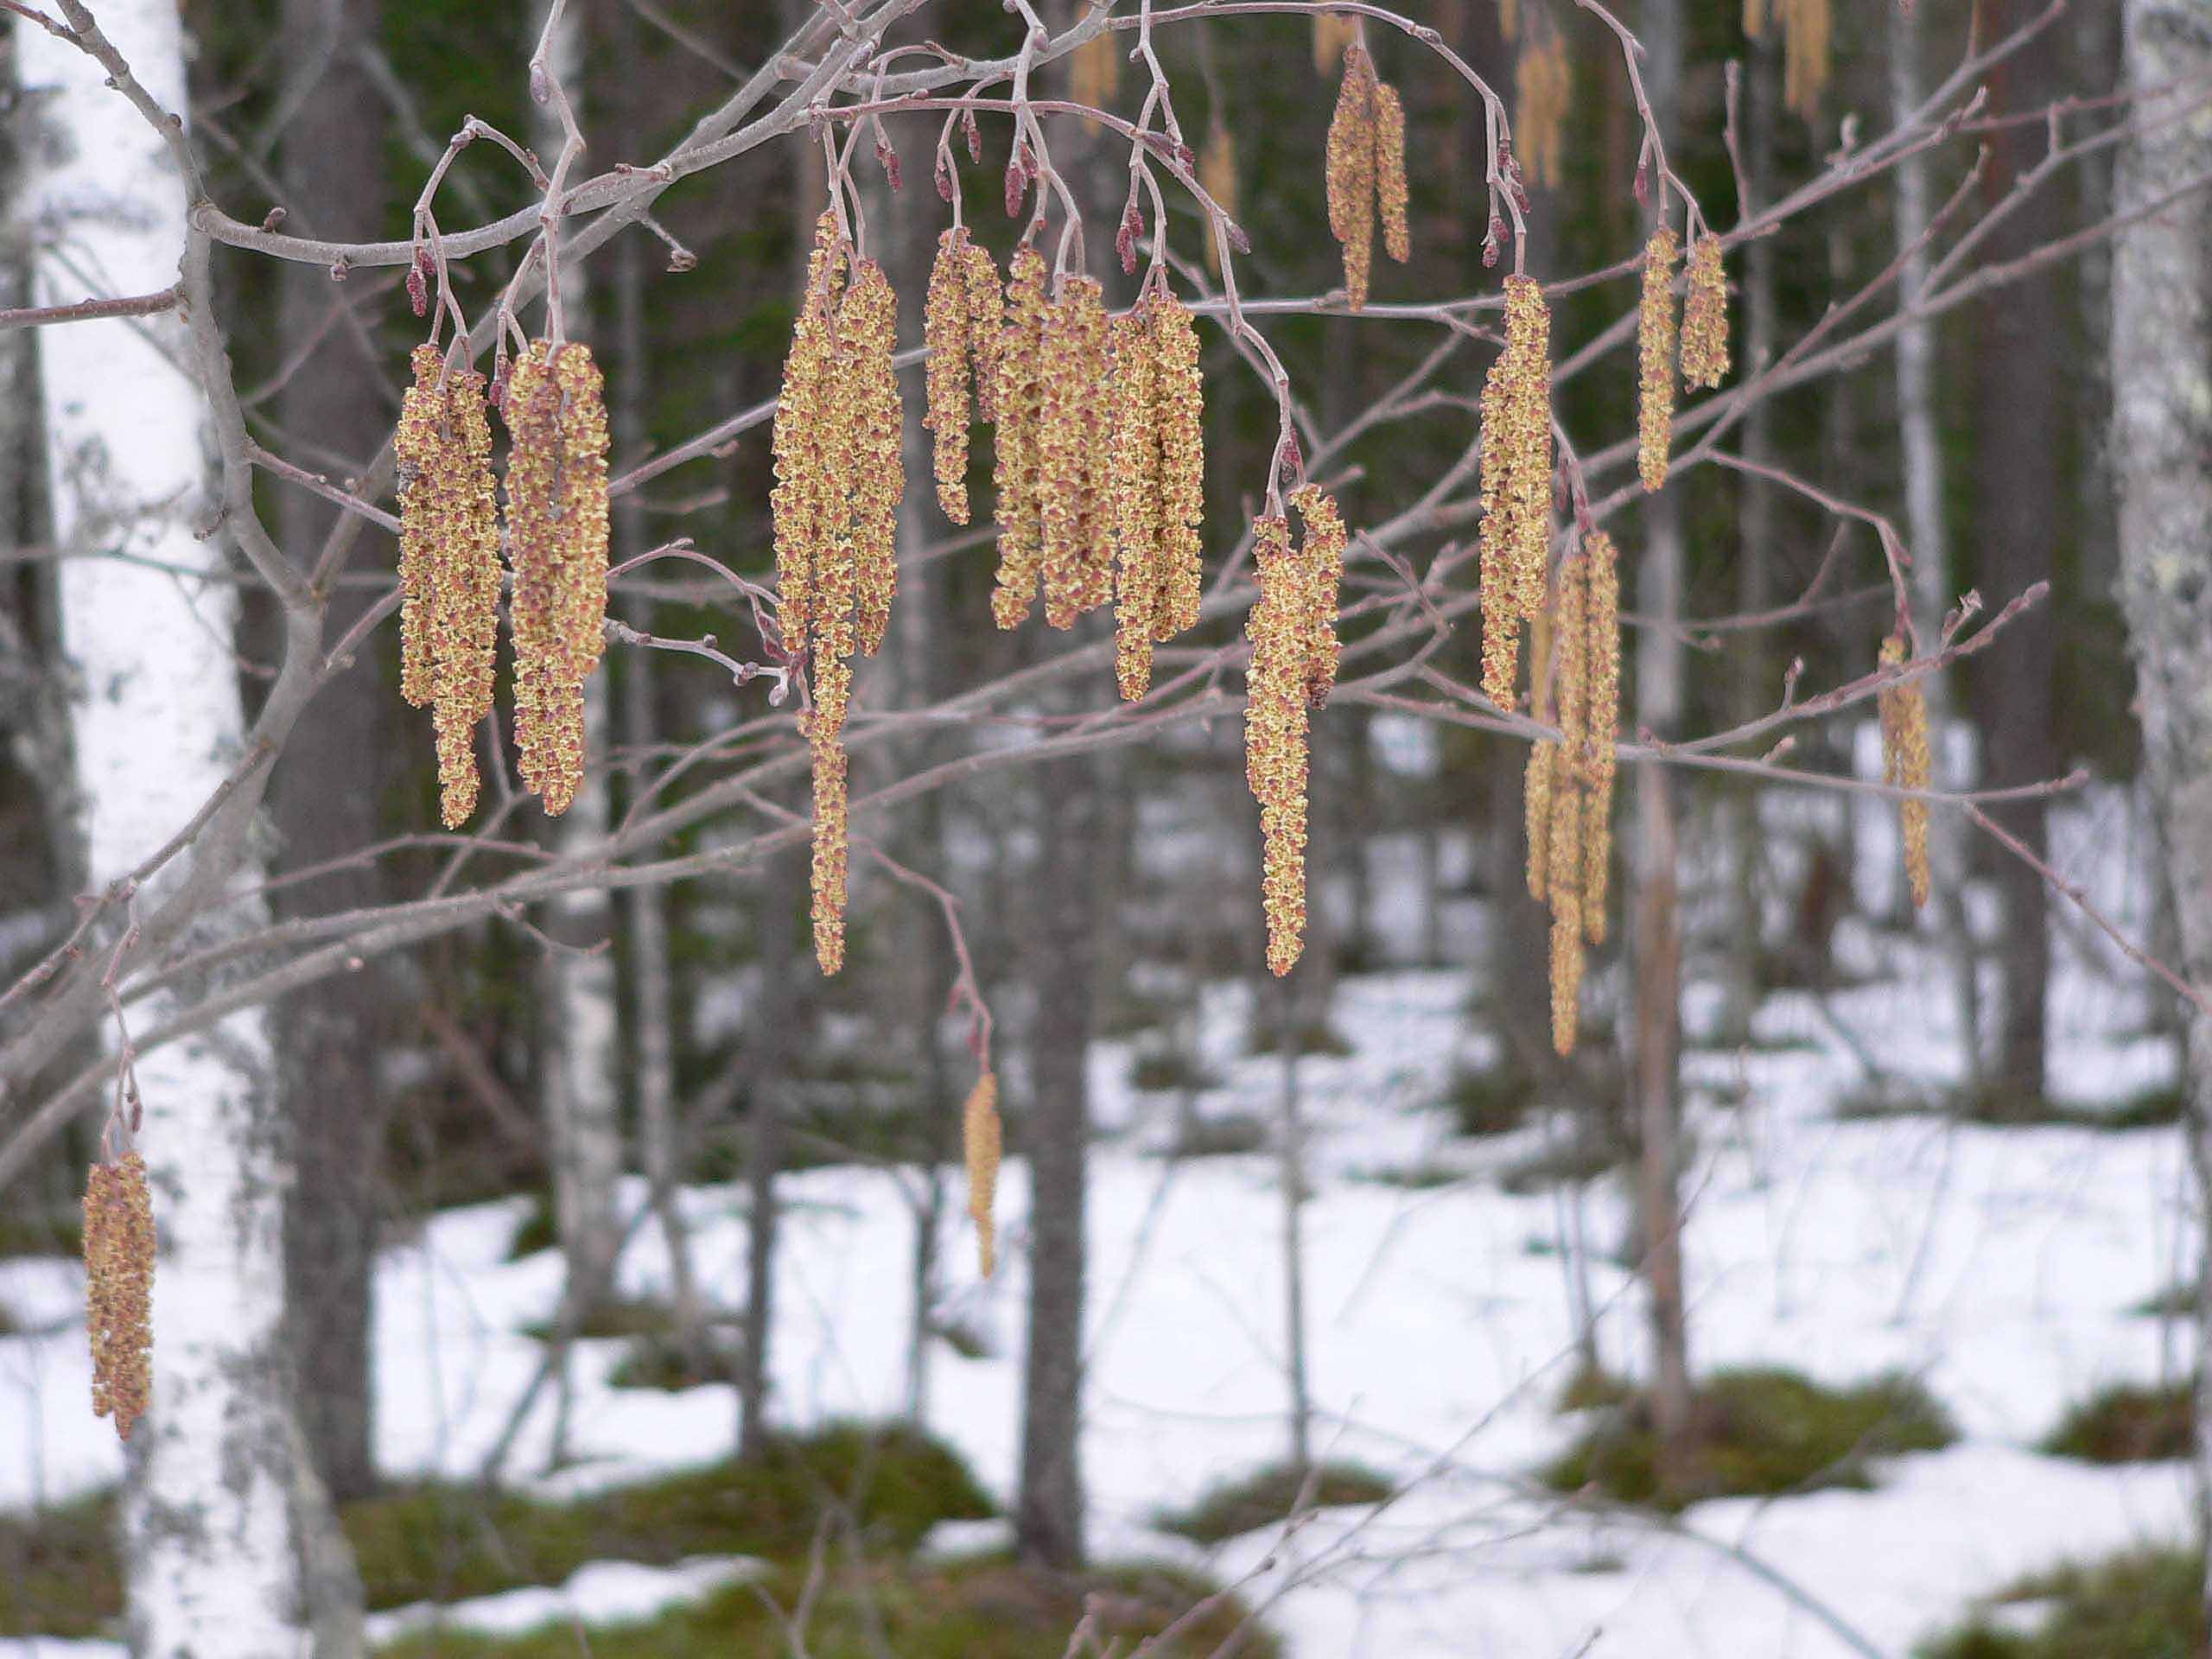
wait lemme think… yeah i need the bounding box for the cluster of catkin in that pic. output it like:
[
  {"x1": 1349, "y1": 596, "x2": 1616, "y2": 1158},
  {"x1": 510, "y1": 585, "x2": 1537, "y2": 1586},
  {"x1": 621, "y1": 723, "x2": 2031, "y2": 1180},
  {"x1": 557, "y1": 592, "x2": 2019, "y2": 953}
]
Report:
[
  {"x1": 503, "y1": 341, "x2": 613, "y2": 818},
  {"x1": 1325, "y1": 41, "x2": 1410, "y2": 310},
  {"x1": 1478, "y1": 276, "x2": 1554, "y2": 709},
  {"x1": 772, "y1": 213, "x2": 906, "y2": 975},
  {"x1": 395, "y1": 339, "x2": 611, "y2": 823},
  {"x1": 1245, "y1": 489, "x2": 1347, "y2": 978},
  {"x1": 1878, "y1": 633, "x2": 1933, "y2": 909},
  {"x1": 1637, "y1": 226, "x2": 1733, "y2": 491},
  {"x1": 1108, "y1": 289, "x2": 1205, "y2": 700},
  {"x1": 84, "y1": 1153, "x2": 155, "y2": 1443},
  {"x1": 924, "y1": 226, "x2": 1003, "y2": 526},
  {"x1": 963, "y1": 1070, "x2": 1002, "y2": 1277},
  {"x1": 1525, "y1": 533, "x2": 1620, "y2": 1055},
  {"x1": 397, "y1": 347, "x2": 503, "y2": 829}
]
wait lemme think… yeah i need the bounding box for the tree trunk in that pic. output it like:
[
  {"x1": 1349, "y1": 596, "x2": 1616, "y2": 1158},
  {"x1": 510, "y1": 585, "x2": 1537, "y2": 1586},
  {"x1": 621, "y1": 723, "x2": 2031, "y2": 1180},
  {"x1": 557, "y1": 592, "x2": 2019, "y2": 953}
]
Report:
[
  {"x1": 1972, "y1": 0, "x2": 2063, "y2": 1110},
  {"x1": 738, "y1": 845, "x2": 802, "y2": 1458},
  {"x1": 20, "y1": 6, "x2": 315, "y2": 1651},
  {"x1": 1889, "y1": 0, "x2": 1985, "y2": 1090},
  {"x1": 1274, "y1": 976, "x2": 1313, "y2": 1476},
  {"x1": 2108, "y1": 0, "x2": 2212, "y2": 1620},
  {"x1": 272, "y1": 0, "x2": 390, "y2": 1508}
]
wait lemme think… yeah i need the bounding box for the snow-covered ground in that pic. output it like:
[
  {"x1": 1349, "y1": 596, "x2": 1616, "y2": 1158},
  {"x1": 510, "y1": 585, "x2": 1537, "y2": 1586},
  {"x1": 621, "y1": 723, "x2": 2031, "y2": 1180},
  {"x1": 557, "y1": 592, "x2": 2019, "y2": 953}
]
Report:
[{"x1": 0, "y1": 774, "x2": 2195, "y2": 1656}]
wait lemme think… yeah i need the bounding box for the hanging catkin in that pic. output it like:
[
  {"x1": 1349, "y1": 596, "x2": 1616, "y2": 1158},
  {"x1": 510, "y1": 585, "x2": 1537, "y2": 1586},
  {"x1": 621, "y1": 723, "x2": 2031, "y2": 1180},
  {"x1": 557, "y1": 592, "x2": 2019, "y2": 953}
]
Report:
[
  {"x1": 841, "y1": 259, "x2": 903, "y2": 659},
  {"x1": 502, "y1": 340, "x2": 610, "y2": 817},
  {"x1": 773, "y1": 211, "x2": 850, "y2": 702},
  {"x1": 1637, "y1": 228, "x2": 1680, "y2": 493},
  {"x1": 963, "y1": 1070, "x2": 1002, "y2": 1276},
  {"x1": 1478, "y1": 275, "x2": 1554, "y2": 708},
  {"x1": 1324, "y1": 41, "x2": 1412, "y2": 310},
  {"x1": 1515, "y1": 30, "x2": 1572, "y2": 190},
  {"x1": 1546, "y1": 555, "x2": 1588, "y2": 1055},
  {"x1": 1580, "y1": 531, "x2": 1621, "y2": 943},
  {"x1": 807, "y1": 712, "x2": 849, "y2": 975},
  {"x1": 1039, "y1": 275, "x2": 1114, "y2": 629},
  {"x1": 1109, "y1": 287, "x2": 1206, "y2": 700},
  {"x1": 396, "y1": 344, "x2": 501, "y2": 828},
  {"x1": 1681, "y1": 233, "x2": 1732, "y2": 390},
  {"x1": 925, "y1": 228, "x2": 978, "y2": 524},
  {"x1": 991, "y1": 246, "x2": 1050, "y2": 628},
  {"x1": 83, "y1": 1153, "x2": 154, "y2": 1442},
  {"x1": 1524, "y1": 605, "x2": 1555, "y2": 903},
  {"x1": 1878, "y1": 633, "x2": 1934, "y2": 909}
]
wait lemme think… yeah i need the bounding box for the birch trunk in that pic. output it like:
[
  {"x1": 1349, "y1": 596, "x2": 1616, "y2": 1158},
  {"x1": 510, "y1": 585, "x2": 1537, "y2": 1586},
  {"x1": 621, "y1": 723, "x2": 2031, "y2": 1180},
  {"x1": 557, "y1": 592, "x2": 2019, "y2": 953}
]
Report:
[
  {"x1": 2108, "y1": 0, "x2": 2212, "y2": 1617},
  {"x1": 18, "y1": 5, "x2": 312, "y2": 1652}
]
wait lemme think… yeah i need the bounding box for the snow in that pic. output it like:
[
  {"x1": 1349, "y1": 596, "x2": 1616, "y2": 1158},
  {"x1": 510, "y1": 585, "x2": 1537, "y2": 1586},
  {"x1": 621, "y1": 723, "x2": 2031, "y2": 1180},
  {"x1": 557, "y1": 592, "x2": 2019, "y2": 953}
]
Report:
[{"x1": 1, "y1": 773, "x2": 2195, "y2": 1656}]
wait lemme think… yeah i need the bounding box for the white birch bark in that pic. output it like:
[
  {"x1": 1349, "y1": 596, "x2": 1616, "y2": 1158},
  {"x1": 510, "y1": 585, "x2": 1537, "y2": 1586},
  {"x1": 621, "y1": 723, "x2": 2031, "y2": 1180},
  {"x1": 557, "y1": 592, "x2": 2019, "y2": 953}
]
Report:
[
  {"x1": 2108, "y1": 0, "x2": 2212, "y2": 1608},
  {"x1": 17, "y1": 5, "x2": 308, "y2": 1654}
]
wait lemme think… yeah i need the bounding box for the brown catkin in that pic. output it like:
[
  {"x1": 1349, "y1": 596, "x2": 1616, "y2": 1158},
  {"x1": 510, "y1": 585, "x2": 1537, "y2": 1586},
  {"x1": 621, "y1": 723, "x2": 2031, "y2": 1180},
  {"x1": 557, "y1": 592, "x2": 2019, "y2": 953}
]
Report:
[
  {"x1": 1637, "y1": 227, "x2": 1681, "y2": 493},
  {"x1": 1580, "y1": 531, "x2": 1621, "y2": 944},
  {"x1": 1039, "y1": 276, "x2": 1113, "y2": 629},
  {"x1": 1291, "y1": 486, "x2": 1346, "y2": 709},
  {"x1": 502, "y1": 340, "x2": 610, "y2": 817},
  {"x1": 840, "y1": 259, "x2": 903, "y2": 659},
  {"x1": 772, "y1": 213, "x2": 849, "y2": 669},
  {"x1": 1781, "y1": 0, "x2": 1832, "y2": 119},
  {"x1": 807, "y1": 712, "x2": 849, "y2": 975},
  {"x1": 1515, "y1": 30, "x2": 1572, "y2": 190},
  {"x1": 1071, "y1": 33, "x2": 1120, "y2": 123},
  {"x1": 1149, "y1": 292, "x2": 1206, "y2": 644},
  {"x1": 1681, "y1": 233, "x2": 1731, "y2": 390},
  {"x1": 1478, "y1": 275, "x2": 1554, "y2": 708},
  {"x1": 1878, "y1": 633, "x2": 1934, "y2": 909},
  {"x1": 991, "y1": 246, "x2": 1050, "y2": 629},
  {"x1": 84, "y1": 1153, "x2": 154, "y2": 1443},
  {"x1": 963, "y1": 1070, "x2": 1002, "y2": 1277},
  {"x1": 1109, "y1": 308, "x2": 1162, "y2": 700},
  {"x1": 395, "y1": 345, "x2": 501, "y2": 828},
  {"x1": 925, "y1": 229, "x2": 976, "y2": 524},
  {"x1": 963, "y1": 239, "x2": 1004, "y2": 423},
  {"x1": 1246, "y1": 514, "x2": 1310, "y2": 976},
  {"x1": 1325, "y1": 43, "x2": 1379, "y2": 310},
  {"x1": 1547, "y1": 555, "x2": 1588, "y2": 1053},
  {"x1": 1524, "y1": 604, "x2": 1556, "y2": 903},
  {"x1": 1200, "y1": 120, "x2": 1236, "y2": 277},
  {"x1": 1373, "y1": 82, "x2": 1410, "y2": 265}
]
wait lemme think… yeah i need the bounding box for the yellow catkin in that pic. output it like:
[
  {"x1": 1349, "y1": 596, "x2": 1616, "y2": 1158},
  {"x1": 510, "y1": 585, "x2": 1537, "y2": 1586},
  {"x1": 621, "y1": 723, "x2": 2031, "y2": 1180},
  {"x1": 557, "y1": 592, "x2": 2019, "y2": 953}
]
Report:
[
  {"x1": 840, "y1": 259, "x2": 903, "y2": 659},
  {"x1": 1071, "y1": 33, "x2": 1120, "y2": 124},
  {"x1": 1744, "y1": 0, "x2": 1769, "y2": 35},
  {"x1": 1325, "y1": 42, "x2": 1379, "y2": 310},
  {"x1": 963, "y1": 1070, "x2": 1002, "y2": 1277},
  {"x1": 83, "y1": 1153, "x2": 154, "y2": 1443},
  {"x1": 1524, "y1": 604, "x2": 1555, "y2": 902},
  {"x1": 502, "y1": 340, "x2": 610, "y2": 817},
  {"x1": 1516, "y1": 31, "x2": 1572, "y2": 190},
  {"x1": 963, "y1": 239, "x2": 1004, "y2": 423},
  {"x1": 1499, "y1": 0, "x2": 1521, "y2": 40},
  {"x1": 1108, "y1": 308, "x2": 1162, "y2": 700},
  {"x1": 807, "y1": 712, "x2": 849, "y2": 975},
  {"x1": 1374, "y1": 81, "x2": 1410, "y2": 266},
  {"x1": 396, "y1": 344, "x2": 501, "y2": 827},
  {"x1": 1148, "y1": 292, "x2": 1205, "y2": 645},
  {"x1": 1681, "y1": 234, "x2": 1731, "y2": 390},
  {"x1": 1548, "y1": 555, "x2": 1588, "y2": 1054},
  {"x1": 772, "y1": 212, "x2": 849, "y2": 677},
  {"x1": 1246, "y1": 514, "x2": 1310, "y2": 976},
  {"x1": 1781, "y1": 0, "x2": 1832, "y2": 119},
  {"x1": 1637, "y1": 227, "x2": 1681, "y2": 493},
  {"x1": 1313, "y1": 13, "x2": 1359, "y2": 70},
  {"x1": 1199, "y1": 120, "x2": 1236, "y2": 276},
  {"x1": 1478, "y1": 275, "x2": 1554, "y2": 708},
  {"x1": 925, "y1": 229, "x2": 976, "y2": 525},
  {"x1": 1878, "y1": 633, "x2": 1934, "y2": 909},
  {"x1": 1580, "y1": 531, "x2": 1620, "y2": 944},
  {"x1": 1039, "y1": 276, "x2": 1113, "y2": 629},
  {"x1": 1291, "y1": 485, "x2": 1346, "y2": 709},
  {"x1": 991, "y1": 246, "x2": 1050, "y2": 629}
]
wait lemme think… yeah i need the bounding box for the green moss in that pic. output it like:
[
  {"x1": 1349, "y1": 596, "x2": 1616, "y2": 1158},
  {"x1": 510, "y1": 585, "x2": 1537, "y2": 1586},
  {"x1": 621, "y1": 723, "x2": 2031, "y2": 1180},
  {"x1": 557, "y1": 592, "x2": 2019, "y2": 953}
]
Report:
[
  {"x1": 1445, "y1": 1065, "x2": 1534, "y2": 1138},
  {"x1": 1154, "y1": 1460, "x2": 1395, "y2": 1543},
  {"x1": 2130, "y1": 1285, "x2": 2193, "y2": 1319},
  {"x1": 1556, "y1": 1364, "x2": 1636, "y2": 1414},
  {"x1": 377, "y1": 1554, "x2": 1275, "y2": 1659},
  {"x1": 1499, "y1": 1134, "x2": 1622, "y2": 1195},
  {"x1": 518, "y1": 1297, "x2": 684, "y2": 1344},
  {"x1": 2040, "y1": 1381, "x2": 2194, "y2": 1465},
  {"x1": 0, "y1": 1492, "x2": 120, "y2": 1638},
  {"x1": 1248, "y1": 1017, "x2": 1355, "y2": 1059},
  {"x1": 1348, "y1": 1160, "x2": 1465, "y2": 1191},
  {"x1": 1128, "y1": 1046, "x2": 1224, "y2": 1094},
  {"x1": 1918, "y1": 1548, "x2": 2199, "y2": 1659},
  {"x1": 0, "y1": 1211, "x2": 81, "y2": 1259},
  {"x1": 505, "y1": 1194, "x2": 557, "y2": 1261},
  {"x1": 1540, "y1": 1368, "x2": 1956, "y2": 1512},
  {"x1": 346, "y1": 1422, "x2": 993, "y2": 1611}
]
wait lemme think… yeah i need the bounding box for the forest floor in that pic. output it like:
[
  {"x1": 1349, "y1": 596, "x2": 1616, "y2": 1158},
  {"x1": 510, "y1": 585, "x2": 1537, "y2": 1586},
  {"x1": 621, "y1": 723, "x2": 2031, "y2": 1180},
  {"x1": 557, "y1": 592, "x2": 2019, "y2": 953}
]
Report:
[{"x1": 0, "y1": 774, "x2": 2196, "y2": 1656}]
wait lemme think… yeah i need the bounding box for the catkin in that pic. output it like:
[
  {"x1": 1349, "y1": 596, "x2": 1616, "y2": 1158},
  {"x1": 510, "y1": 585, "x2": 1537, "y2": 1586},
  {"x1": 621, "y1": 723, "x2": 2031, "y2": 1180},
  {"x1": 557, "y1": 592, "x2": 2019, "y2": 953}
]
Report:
[
  {"x1": 1200, "y1": 120, "x2": 1236, "y2": 277},
  {"x1": 963, "y1": 1071, "x2": 1002, "y2": 1277},
  {"x1": 1681, "y1": 233, "x2": 1731, "y2": 390},
  {"x1": 1515, "y1": 31, "x2": 1572, "y2": 190},
  {"x1": 1323, "y1": 42, "x2": 1413, "y2": 309},
  {"x1": 1580, "y1": 531, "x2": 1620, "y2": 943},
  {"x1": 502, "y1": 340, "x2": 610, "y2": 818},
  {"x1": 1780, "y1": 0, "x2": 1832, "y2": 119},
  {"x1": 1109, "y1": 289, "x2": 1207, "y2": 700},
  {"x1": 84, "y1": 1153, "x2": 154, "y2": 1443},
  {"x1": 772, "y1": 212, "x2": 849, "y2": 686},
  {"x1": 1293, "y1": 486, "x2": 1346, "y2": 709},
  {"x1": 396, "y1": 344, "x2": 501, "y2": 827},
  {"x1": 1478, "y1": 275, "x2": 1554, "y2": 708},
  {"x1": 841, "y1": 259, "x2": 903, "y2": 659},
  {"x1": 1637, "y1": 228, "x2": 1680, "y2": 493},
  {"x1": 1374, "y1": 83, "x2": 1410, "y2": 266},
  {"x1": 1039, "y1": 276, "x2": 1114, "y2": 629},
  {"x1": 1547, "y1": 555, "x2": 1589, "y2": 1054},
  {"x1": 963, "y1": 239, "x2": 1004, "y2": 423},
  {"x1": 991, "y1": 246, "x2": 1050, "y2": 629},
  {"x1": 807, "y1": 712, "x2": 849, "y2": 975},
  {"x1": 1878, "y1": 633, "x2": 1934, "y2": 909},
  {"x1": 1071, "y1": 33, "x2": 1120, "y2": 121},
  {"x1": 925, "y1": 229, "x2": 976, "y2": 524}
]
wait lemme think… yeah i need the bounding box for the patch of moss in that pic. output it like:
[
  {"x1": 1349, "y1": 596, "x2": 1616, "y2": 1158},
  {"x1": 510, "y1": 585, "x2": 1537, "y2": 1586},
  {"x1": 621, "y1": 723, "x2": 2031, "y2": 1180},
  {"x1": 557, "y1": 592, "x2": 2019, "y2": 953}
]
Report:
[
  {"x1": 606, "y1": 1326, "x2": 744, "y2": 1391},
  {"x1": 0, "y1": 1211, "x2": 81, "y2": 1259},
  {"x1": 1955, "y1": 1084, "x2": 2183, "y2": 1132},
  {"x1": 1917, "y1": 1547, "x2": 2198, "y2": 1659},
  {"x1": 518, "y1": 1297, "x2": 684, "y2": 1344},
  {"x1": 1151, "y1": 1112, "x2": 1269, "y2": 1159},
  {"x1": 2130, "y1": 1285, "x2": 2193, "y2": 1319},
  {"x1": 2040, "y1": 1381, "x2": 2195, "y2": 1465},
  {"x1": 505, "y1": 1194, "x2": 557, "y2": 1261},
  {"x1": 1154, "y1": 1459, "x2": 1395, "y2": 1543},
  {"x1": 1540, "y1": 1368, "x2": 1956, "y2": 1513},
  {"x1": 377, "y1": 1554, "x2": 1275, "y2": 1659},
  {"x1": 1128, "y1": 1046, "x2": 1224, "y2": 1094},
  {"x1": 0, "y1": 1492, "x2": 120, "y2": 1638},
  {"x1": 1445, "y1": 1065, "x2": 1534, "y2": 1138},
  {"x1": 1248, "y1": 1017, "x2": 1355, "y2": 1059},
  {"x1": 1347, "y1": 1160, "x2": 1465, "y2": 1191},
  {"x1": 1556, "y1": 1363, "x2": 1636, "y2": 1414},
  {"x1": 1498, "y1": 1134, "x2": 1622, "y2": 1195}
]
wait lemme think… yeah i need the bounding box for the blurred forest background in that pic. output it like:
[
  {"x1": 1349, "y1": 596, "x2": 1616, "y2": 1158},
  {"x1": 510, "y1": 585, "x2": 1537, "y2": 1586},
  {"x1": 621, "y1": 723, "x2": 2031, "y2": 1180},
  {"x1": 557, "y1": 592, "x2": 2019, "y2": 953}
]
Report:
[{"x1": 3, "y1": 1, "x2": 2208, "y2": 1656}]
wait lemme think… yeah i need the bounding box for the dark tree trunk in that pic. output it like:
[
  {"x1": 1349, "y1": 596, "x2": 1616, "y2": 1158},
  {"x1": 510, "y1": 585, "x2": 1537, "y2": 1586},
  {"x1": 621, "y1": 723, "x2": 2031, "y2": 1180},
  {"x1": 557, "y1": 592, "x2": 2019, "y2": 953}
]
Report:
[
  {"x1": 738, "y1": 846, "x2": 803, "y2": 1458},
  {"x1": 273, "y1": 0, "x2": 390, "y2": 1506},
  {"x1": 1971, "y1": 0, "x2": 2063, "y2": 1109}
]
